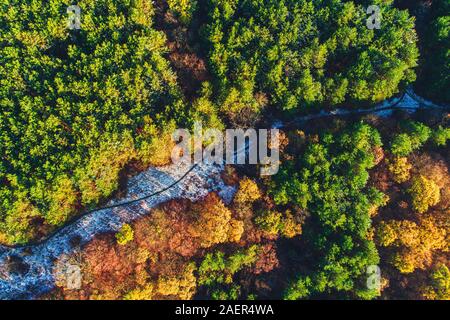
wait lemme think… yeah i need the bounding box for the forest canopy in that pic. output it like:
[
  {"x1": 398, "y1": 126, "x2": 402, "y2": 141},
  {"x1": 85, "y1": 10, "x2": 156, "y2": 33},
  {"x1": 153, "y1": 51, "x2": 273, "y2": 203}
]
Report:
[
  {"x1": 414, "y1": 0, "x2": 450, "y2": 103},
  {"x1": 0, "y1": 0, "x2": 192, "y2": 244},
  {"x1": 202, "y1": 0, "x2": 419, "y2": 123},
  {"x1": 0, "y1": 0, "x2": 449, "y2": 302},
  {"x1": 270, "y1": 123, "x2": 384, "y2": 299}
]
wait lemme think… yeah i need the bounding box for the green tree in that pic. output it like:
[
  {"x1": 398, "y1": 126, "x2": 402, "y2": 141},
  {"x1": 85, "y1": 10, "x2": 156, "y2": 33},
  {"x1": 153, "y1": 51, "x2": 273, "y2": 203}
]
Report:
[
  {"x1": 198, "y1": 246, "x2": 259, "y2": 299},
  {"x1": 432, "y1": 126, "x2": 450, "y2": 147},
  {"x1": 167, "y1": 0, "x2": 197, "y2": 24},
  {"x1": 390, "y1": 122, "x2": 432, "y2": 156},
  {"x1": 422, "y1": 264, "x2": 450, "y2": 300},
  {"x1": 390, "y1": 134, "x2": 413, "y2": 156}
]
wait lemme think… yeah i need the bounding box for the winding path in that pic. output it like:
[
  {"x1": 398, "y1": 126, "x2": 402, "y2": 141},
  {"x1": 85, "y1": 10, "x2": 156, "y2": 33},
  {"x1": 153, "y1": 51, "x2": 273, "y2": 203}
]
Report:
[{"x1": 0, "y1": 90, "x2": 448, "y2": 299}]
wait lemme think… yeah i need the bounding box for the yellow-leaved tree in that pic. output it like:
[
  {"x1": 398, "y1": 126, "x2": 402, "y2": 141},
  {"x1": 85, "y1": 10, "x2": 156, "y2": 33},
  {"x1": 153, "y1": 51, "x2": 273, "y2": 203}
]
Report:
[
  {"x1": 190, "y1": 193, "x2": 244, "y2": 248},
  {"x1": 387, "y1": 156, "x2": 412, "y2": 183},
  {"x1": 376, "y1": 216, "x2": 447, "y2": 273},
  {"x1": 409, "y1": 175, "x2": 441, "y2": 213}
]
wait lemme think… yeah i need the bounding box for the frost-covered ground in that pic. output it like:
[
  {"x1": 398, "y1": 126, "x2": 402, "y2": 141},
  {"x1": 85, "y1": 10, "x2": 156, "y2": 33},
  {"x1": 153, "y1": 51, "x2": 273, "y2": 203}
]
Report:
[
  {"x1": 0, "y1": 90, "x2": 447, "y2": 300},
  {"x1": 283, "y1": 88, "x2": 448, "y2": 126}
]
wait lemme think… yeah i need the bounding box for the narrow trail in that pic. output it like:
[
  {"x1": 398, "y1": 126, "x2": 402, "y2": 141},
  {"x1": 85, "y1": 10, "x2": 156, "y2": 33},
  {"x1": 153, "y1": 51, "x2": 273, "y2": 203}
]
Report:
[
  {"x1": 0, "y1": 90, "x2": 448, "y2": 299},
  {"x1": 282, "y1": 88, "x2": 448, "y2": 128}
]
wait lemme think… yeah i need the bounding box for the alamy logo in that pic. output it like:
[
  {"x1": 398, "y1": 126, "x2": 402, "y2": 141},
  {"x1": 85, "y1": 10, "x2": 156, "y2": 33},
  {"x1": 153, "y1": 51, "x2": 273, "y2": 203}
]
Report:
[
  {"x1": 366, "y1": 265, "x2": 381, "y2": 291},
  {"x1": 54, "y1": 258, "x2": 82, "y2": 290},
  {"x1": 366, "y1": 5, "x2": 381, "y2": 30},
  {"x1": 67, "y1": 5, "x2": 81, "y2": 30},
  {"x1": 171, "y1": 122, "x2": 280, "y2": 176}
]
